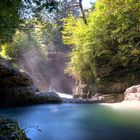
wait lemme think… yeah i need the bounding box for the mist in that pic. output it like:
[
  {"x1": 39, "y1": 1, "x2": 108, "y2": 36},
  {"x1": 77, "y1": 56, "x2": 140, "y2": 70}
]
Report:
[{"x1": 19, "y1": 48, "x2": 75, "y2": 94}]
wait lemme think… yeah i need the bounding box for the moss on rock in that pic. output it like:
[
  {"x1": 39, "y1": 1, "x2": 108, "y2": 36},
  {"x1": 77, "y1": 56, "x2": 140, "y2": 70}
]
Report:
[{"x1": 0, "y1": 116, "x2": 29, "y2": 140}]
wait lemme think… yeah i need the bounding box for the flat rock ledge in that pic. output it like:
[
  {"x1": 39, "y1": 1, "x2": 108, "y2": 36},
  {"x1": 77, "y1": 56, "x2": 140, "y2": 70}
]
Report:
[
  {"x1": 63, "y1": 93, "x2": 124, "y2": 103},
  {"x1": 62, "y1": 98, "x2": 102, "y2": 104},
  {"x1": 0, "y1": 91, "x2": 62, "y2": 108},
  {"x1": 0, "y1": 116, "x2": 29, "y2": 140}
]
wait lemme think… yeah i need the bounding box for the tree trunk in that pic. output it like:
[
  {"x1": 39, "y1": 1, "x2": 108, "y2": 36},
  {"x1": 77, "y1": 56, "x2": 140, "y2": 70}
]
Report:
[{"x1": 79, "y1": 0, "x2": 87, "y2": 25}]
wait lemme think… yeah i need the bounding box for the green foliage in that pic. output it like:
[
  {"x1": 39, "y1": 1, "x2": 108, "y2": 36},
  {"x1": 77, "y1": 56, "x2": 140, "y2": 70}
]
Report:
[
  {"x1": 62, "y1": 0, "x2": 140, "y2": 83},
  {"x1": 0, "y1": 44, "x2": 11, "y2": 60},
  {"x1": 0, "y1": 0, "x2": 79, "y2": 58},
  {"x1": 0, "y1": 19, "x2": 49, "y2": 62},
  {"x1": 0, "y1": 0, "x2": 59, "y2": 44},
  {"x1": 0, "y1": 0, "x2": 22, "y2": 44}
]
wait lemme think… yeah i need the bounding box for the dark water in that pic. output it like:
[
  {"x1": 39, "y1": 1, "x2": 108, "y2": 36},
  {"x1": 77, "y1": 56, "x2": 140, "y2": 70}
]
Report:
[{"x1": 0, "y1": 104, "x2": 140, "y2": 140}]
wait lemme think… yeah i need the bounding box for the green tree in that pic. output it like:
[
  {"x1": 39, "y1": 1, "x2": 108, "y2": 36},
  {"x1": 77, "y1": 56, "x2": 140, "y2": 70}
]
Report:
[
  {"x1": 2, "y1": 19, "x2": 49, "y2": 60},
  {"x1": 0, "y1": 0, "x2": 59, "y2": 44},
  {"x1": 0, "y1": 0, "x2": 22, "y2": 44},
  {"x1": 62, "y1": 0, "x2": 140, "y2": 84}
]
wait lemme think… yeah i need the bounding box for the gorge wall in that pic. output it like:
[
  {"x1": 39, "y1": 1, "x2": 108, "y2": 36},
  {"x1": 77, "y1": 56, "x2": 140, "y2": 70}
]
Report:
[{"x1": 74, "y1": 64, "x2": 140, "y2": 102}]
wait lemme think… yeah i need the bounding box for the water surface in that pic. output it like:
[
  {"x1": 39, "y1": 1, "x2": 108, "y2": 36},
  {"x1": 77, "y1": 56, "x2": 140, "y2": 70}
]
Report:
[{"x1": 0, "y1": 104, "x2": 140, "y2": 140}]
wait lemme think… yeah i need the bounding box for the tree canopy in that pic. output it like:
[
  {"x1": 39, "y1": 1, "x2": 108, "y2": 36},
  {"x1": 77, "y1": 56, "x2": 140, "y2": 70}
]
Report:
[
  {"x1": 0, "y1": 0, "x2": 22, "y2": 43},
  {"x1": 0, "y1": 0, "x2": 59, "y2": 44},
  {"x1": 62, "y1": 0, "x2": 140, "y2": 83}
]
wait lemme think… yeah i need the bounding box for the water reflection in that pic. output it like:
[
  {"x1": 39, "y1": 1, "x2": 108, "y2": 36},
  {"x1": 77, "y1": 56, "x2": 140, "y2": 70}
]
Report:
[{"x1": 0, "y1": 104, "x2": 140, "y2": 140}]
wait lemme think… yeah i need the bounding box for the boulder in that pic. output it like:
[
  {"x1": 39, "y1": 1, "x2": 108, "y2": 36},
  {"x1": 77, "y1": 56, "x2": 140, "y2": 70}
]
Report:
[
  {"x1": 35, "y1": 91, "x2": 62, "y2": 103},
  {"x1": 124, "y1": 85, "x2": 140, "y2": 101},
  {"x1": 0, "y1": 116, "x2": 29, "y2": 140}
]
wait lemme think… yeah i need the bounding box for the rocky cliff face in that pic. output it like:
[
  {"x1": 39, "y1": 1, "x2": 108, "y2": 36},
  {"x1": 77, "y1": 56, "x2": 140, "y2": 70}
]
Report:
[
  {"x1": 0, "y1": 58, "x2": 62, "y2": 107},
  {"x1": 74, "y1": 65, "x2": 140, "y2": 102},
  {"x1": 0, "y1": 58, "x2": 36, "y2": 107}
]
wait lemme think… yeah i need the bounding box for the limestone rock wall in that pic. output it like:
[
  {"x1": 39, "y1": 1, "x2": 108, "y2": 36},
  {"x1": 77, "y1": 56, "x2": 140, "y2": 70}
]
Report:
[{"x1": 74, "y1": 65, "x2": 140, "y2": 102}]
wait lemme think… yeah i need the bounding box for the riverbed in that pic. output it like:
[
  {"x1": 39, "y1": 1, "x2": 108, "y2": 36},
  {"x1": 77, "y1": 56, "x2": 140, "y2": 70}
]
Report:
[{"x1": 0, "y1": 103, "x2": 140, "y2": 140}]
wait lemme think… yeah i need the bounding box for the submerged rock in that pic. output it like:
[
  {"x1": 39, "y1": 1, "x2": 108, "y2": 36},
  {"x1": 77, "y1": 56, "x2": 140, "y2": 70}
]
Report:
[
  {"x1": 0, "y1": 116, "x2": 29, "y2": 140},
  {"x1": 124, "y1": 85, "x2": 140, "y2": 101}
]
